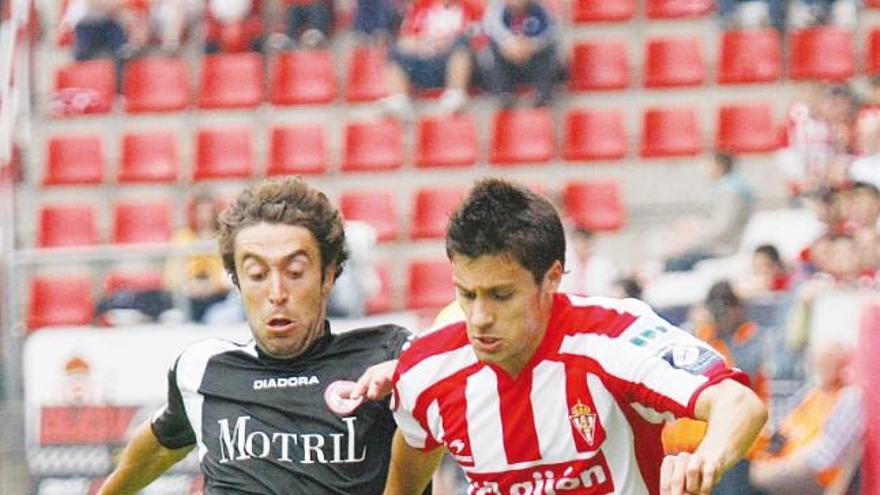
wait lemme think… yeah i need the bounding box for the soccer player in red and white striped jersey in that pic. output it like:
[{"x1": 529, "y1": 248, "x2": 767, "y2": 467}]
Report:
[{"x1": 383, "y1": 179, "x2": 767, "y2": 495}]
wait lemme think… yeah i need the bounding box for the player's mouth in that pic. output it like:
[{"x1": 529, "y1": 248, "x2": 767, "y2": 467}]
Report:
[
  {"x1": 471, "y1": 336, "x2": 502, "y2": 353},
  {"x1": 265, "y1": 316, "x2": 296, "y2": 334}
]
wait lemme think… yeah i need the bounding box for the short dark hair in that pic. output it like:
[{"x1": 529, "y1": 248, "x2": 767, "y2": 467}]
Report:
[
  {"x1": 714, "y1": 152, "x2": 735, "y2": 174},
  {"x1": 446, "y1": 178, "x2": 566, "y2": 284},
  {"x1": 852, "y1": 181, "x2": 880, "y2": 198},
  {"x1": 218, "y1": 178, "x2": 348, "y2": 287},
  {"x1": 754, "y1": 244, "x2": 782, "y2": 265}
]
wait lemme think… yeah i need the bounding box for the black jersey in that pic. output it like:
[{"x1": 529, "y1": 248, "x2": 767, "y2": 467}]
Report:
[{"x1": 151, "y1": 323, "x2": 411, "y2": 494}]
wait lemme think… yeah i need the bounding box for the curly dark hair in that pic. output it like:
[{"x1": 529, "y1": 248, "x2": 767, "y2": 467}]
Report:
[
  {"x1": 446, "y1": 178, "x2": 566, "y2": 284},
  {"x1": 217, "y1": 178, "x2": 348, "y2": 287}
]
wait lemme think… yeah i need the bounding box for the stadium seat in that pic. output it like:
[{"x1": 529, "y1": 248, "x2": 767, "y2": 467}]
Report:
[
  {"x1": 790, "y1": 27, "x2": 855, "y2": 82},
  {"x1": 345, "y1": 45, "x2": 389, "y2": 102},
  {"x1": 268, "y1": 125, "x2": 327, "y2": 176},
  {"x1": 716, "y1": 104, "x2": 778, "y2": 153},
  {"x1": 193, "y1": 127, "x2": 254, "y2": 180},
  {"x1": 718, "y1": 29, "x2": 782, "y2": 84},
  {"x1": 198, "y1": 53, "x2": 264, "y2": 109},
  {"x1": 103, "y1": 271, "x2": 164, "y2": 295},
  {"x1": 366, "y1": 262, "x2": 393, "y2": 315},
  {"x1": 645, "y1": 0, "x2": 713, "y2": 18},
  {"x1": 43, "y1": 134, "x2": 104, "y2": 186},
  {"x1": 406, "y1": 260, "x2": 455, "y2": 310},
  {"x1": 37, "y1": 204, "x2": 98, "y2": 248},
  {"x1": 867, "y1": 0, "x2": 880, "y2": 7},
  {"x1": 54, "y1": 60, "x2": 116, "y2": 114},
  {"x1": 563, "y1": 180, "x2": 626, "y2": 232},
  {"x1": 342, "y1": 120, "x2": 404, "y2": 172},
  {"x1": 641, "y1": 107, "x2": 702, "y2": 158},
  {"x1": 644, "y1": 37, "x2": 705, "y2": 88},
  {"x1": 270, "y1": 50, "x2": 337, "y2": 105},
  {"x1": 867, "y1": 28, "x2": 880, "y2": 75},
  {"x1": 27, "y1": 275, "x2": 94, "y2": 330},
  {"x1": 118, "y1": 131, "x2": 180, "y2": 184},
  {"x1": 569, "y1": 41, "x2": 630, "y2": 91},
  {"x1": 490, "y1": 108, "x2": 555, "y2": 165},
  {"x1": 123, "y1": 57, "x2": 189, "y2": 113},
  {"x1": 571, "y1": 0, "x2": 634, "y2": 22},
  {"x1": 339, "y1": 191, "x2": 398, "y2": 242},
  {"x1": 112, "y1": 200, "x2": 172, "y2": 244},
  {"x1": 411, "y1": 187, "x2": 467, "y2": 239},
  {"x1": 563, "y1": 109, "x2": 627, "y2": 161},
  {"x1": 416, "y1": 114, "x2": 478, "y2": 168}
]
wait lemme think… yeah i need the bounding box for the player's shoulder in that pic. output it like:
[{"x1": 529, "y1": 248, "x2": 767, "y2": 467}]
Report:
[
  {"x1": 332, "y1": 323, "x2": 412, "y2": 350},
  {"x1": 176, "y1": 338, "x2": 251, "y2": 365},
  {"x1": 560, "y1": 294, "x2": 657, "y2": 337},
  {"x1": 396, "y1": 320, "x2": 470, "y2": 373}
]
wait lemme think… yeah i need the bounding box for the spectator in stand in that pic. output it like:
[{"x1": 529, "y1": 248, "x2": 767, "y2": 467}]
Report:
[
  {"x1": 327, "y1": 221, "x2": 381, "y2": 318},
  {"x1": 204, "y1": 0, "x2": 266, "y2": 53},
  {"x1": 664, "y1": 152, "x2": 755, "y2": 272},
  {"x1": 354, "y1": 0, "x2": 403, "y2": 39},
  {"x1": 749, "y1": 341, "x2": 864, "y2": 495},
  {"x1": 737, "y1": 244, "x2": 794, "y2": 298},
  {"x1": 777, "y1": 84, "x2": 834, "y2": 198},
  {"x1": 380, "y1": 0, "x2": 482, "y2": 120},
  {"x1": 164, "y1": 191, "x2": 232, "y2": 323},
  {"x1": 850, "y1": 111, "x2": 880, "y2": 188},
  {"x1": 854, "y1": 228, "x2": 880, "y2": 279},
  {"x1": 610, "y1": 276, "x2": 643, "y2": 300},
  {"x1": 481, "y1": 0, "x2": 558, "y2": 108},
  {"x1": 61, "y1": 0, "x2": 130, "y2": 62},
  {"x1": 558, "y1": 227, "x2": 618, "y2": 296},
  {"x1": 278, "y1": 0, "x2": 334, "y2": 48}
]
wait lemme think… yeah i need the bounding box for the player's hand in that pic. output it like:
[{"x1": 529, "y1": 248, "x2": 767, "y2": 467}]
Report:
[
  {"x1": 660, "y1": 452, "x2": 720, "y2": 495},
  {"x1": 351, "y1": 360, "x2": 398, "y2": 401}
]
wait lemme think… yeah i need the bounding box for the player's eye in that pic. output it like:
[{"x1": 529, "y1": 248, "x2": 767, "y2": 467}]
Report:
[
  {"x1": 286, "y1": 270, "x2": 304, "y2": 280},
  {"x1": 457, "y1": 288, "x2": 476, "y2": 300},
  {"x1": 247, "y1": 270, "x2": 267, "y2": 282},
  {"x1": 491, "y1": 291, "x2": 513, "y2": 301}
]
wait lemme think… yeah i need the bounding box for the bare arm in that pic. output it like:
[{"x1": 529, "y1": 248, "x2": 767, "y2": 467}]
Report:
[
  {"x1": 383, "y1": 431, "x2": 446, "y2": 495},
  {"x1": 661, "y1": 379, "x2": 768, "y2": 495},
  {"x1": 96, "y1": 421, "x2": 194, "y2": 495}
]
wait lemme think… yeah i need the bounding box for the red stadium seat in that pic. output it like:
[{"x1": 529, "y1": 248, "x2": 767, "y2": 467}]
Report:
[
  {"x1": 37, "y1": 204, "x2": 98, "y2": 248},
  {"x1": 27, "y1": 275, "x2": 94, "y2": 330},
  {"x1": 645, "y1": 0, "x2": 713, "y2": 18},
  {"x1": 867, "y1": 28, "x2": 880, "y2": 75},
  {"x1": 198, "y1": 53, "x2": 264, "y2": 109},
  {"x1": 268, "y1": 125, "x2": 327, "y2": 176},
  {"x1": 43, "y1": 134, "x2": 104, "y2": 186},
  {"x1": 416, "y1": 114, "x2": 478, "y2": 168},
  {"x1": 118, "y1": 131, "x2": 180, "y2": 184},
  {"x1": 342, "y1": 120, "x2": 404, "y2": 172},
  {"x1": 406, "y1": 260, "x2": 454, "y2": 310},
  {"x1": 717, "y1": 104, "x2": 778, "y2": 153},
  {"x1": 123, "y1": 57, "x2": 189, "y2": 112},
  {"x1": 345, "y1": 45, "x2": 389, "y2": 102},
  {"x1": 194, "y1": 127, "x2": 254, "y2": 180},
  {"x1": 718, "y1": 29, "x2": 782, "y2": 84},
  {"x1": 270, "y1": 50, "x2": 337, "y2": 105},
  {"x1": 790, "y1": 27, "x2": 855, "y2": 82},
  {"x1": 103, "y1": 271, "x2": 164, "y2": 295},
  {"x1": 490, "y1": 108, "x2": 555, "y2": 165},
  {"x1": 644, "y1": 37, "x2": 705, "y2": 88},
  {"x1": 411, "y1": 187, "x2": 467, "y2": 239},
  {"x1": 572, "y1": 0, "x2": 634, "y2": 22},
  {"x1": 564, "y1": 109, "x2": 627, "y2": 161},
  {"x1": 112, "y1": 200, "x2": 172, "y2": 244},
  {"x1": 563, "y1": 180, "x2": 626, "y2": 232},
  {"x1": 641, "y1": 107, "x2": 702, "y2": 158},
  {"x1": 569, "y1": 41, "x2": 630, "y2": 91},
  {"x1": 867, "y1": 0, "x2": 880, "y2": 7},
  {"x1": 339, "y1": 191, "x2": 398, "y2": 242},
  {"x1": 366, "y1": 262, "x2": 393, "y2": 315},
  {"x1": 54, "y1": 60, "x2": 116, "y2": 114}
]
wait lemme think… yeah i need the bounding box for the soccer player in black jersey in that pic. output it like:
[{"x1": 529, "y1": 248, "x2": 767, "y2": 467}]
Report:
[{"x1": 97, "y1": 178, "x2": 409, "y2": 495}]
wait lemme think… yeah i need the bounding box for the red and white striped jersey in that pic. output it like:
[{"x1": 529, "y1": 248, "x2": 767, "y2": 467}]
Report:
[{"x1": 391, "y1": 294, "x2": 748, "y2": 495}]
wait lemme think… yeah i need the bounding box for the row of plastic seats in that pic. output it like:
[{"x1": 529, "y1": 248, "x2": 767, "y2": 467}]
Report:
[
  {"x1": 25, "y1": 258, "x2": 453, "y2": 330},
  {"x1": 42, "y1": 103, "x2": 778, "y2": 187},
  {"x1": 573, "y1": 0, "x2": 880, "y2": 22},
  {"x1": 54, "y1": 27, "x2": 878, "y2": 115},
  {"x1": 35, "y1": 179, "x2": 624, "y2": 252}
]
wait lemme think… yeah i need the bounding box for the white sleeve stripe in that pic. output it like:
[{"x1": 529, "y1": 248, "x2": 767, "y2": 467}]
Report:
[
  {"x1": 397, "y1": 344, "x2": 478, "y2": 412},
  {"x1": 560, "y1": 333, "x2": 708, "y2": 408},
  {"x1": 393, "y1": 405, "x2": 429, "y2": 449},
  {"x1": 176, "y1": 339, "x2": 243, "y2": 461}
]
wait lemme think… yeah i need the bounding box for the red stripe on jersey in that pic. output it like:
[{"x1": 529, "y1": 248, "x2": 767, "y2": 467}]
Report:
[
  {"x1": 617, "y1": 396, "x2": 666, "y2": 495},
  {"x1": 436, "y1": 370, "x2": 477, "y2": 467},
  {"x1": 395, "y1": 322, "x2": 470, "y2": 376},
  {"x1": 685, "y1": 368, "x2": 750, "y2": 417},
  {"x1": 565, "y1": 364, "x2": 607, "y2": 453},
  {"x1": 564, "y1": 300, "x2": 639, "y2": 338},
  {"x1": 497, "y1": 369, "x2": 542, "y2": 464}
]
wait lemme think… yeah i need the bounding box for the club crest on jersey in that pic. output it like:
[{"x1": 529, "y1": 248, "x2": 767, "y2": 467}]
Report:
[{"x1": 569, "y1": 400, "x2": 597, "y2": 446}]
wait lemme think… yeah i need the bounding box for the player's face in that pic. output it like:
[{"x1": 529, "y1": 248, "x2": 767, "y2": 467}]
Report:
[
  {"x1": 234, "y1": 222, "x2": 335, "y2": 359},
  {"x1": 452, "y1": 252, "x2": 561, "y2": 376}
]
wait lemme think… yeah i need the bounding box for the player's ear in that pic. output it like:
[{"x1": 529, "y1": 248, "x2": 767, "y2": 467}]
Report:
[
  {"x1": 543, "y1": 260, "x2": 563, "y2": 294},
  {"x1": 321, "y1": 263, "x2": 337, "y2": 296}
]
